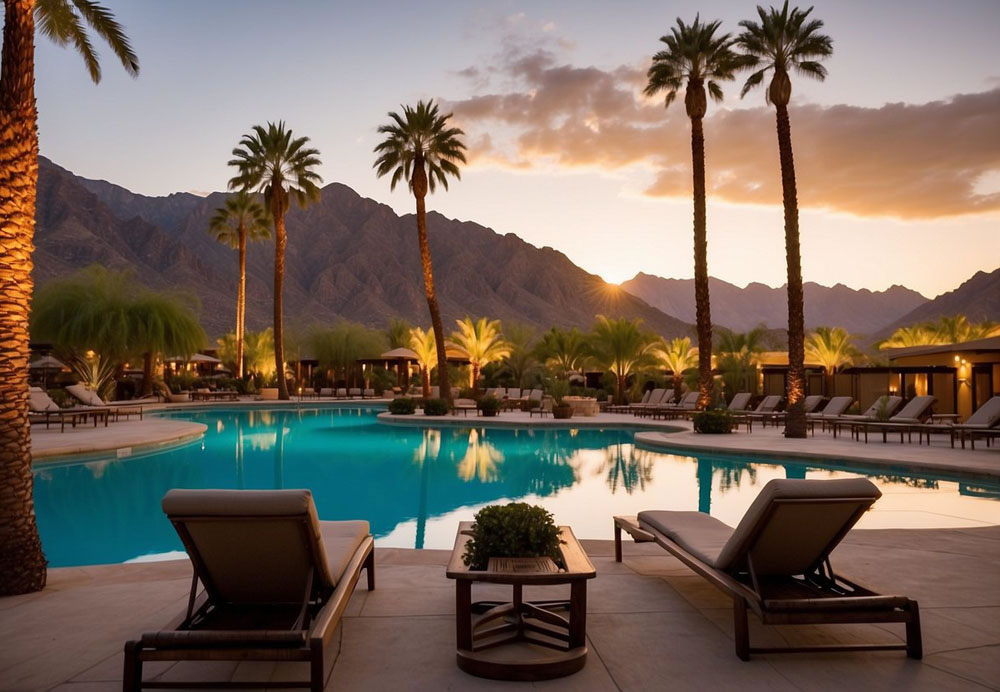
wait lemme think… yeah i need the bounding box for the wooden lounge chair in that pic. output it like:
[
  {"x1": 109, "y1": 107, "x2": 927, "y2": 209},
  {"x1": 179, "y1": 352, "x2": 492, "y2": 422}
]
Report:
[
  {"x1": 608, "y1": 387, "x2": 651, "y2": 414},
  {"x1": 827, "y1": 396, "x2": 903, "y2": 438},
  {"x1": 848, "y1": 396, "x2": 937, "y2": 443},
  {"x1": 633, "y1": 389, "x2": 671, "y2": 417},
  {"x1": 614, "y1": 478, "x2": 921, "y2": 660},
  {"x1": 123, "y1": 489, "x2": 375, "y2": 691},
  {"x1": 66, "y1": 383, "x2": 145, "y2": 420},
  {"x1": 28, "y1": 387, "x2": 101, "y2": 431},
  {"x1": 727, "y1": 392, "x2": 752, "y2": 412},
  {"x1": 652, "y1": 391, "x2": 697, "y2": 419},
  {"x1": 947, "y1": 396, "x2": 1000, "y2": 449}
]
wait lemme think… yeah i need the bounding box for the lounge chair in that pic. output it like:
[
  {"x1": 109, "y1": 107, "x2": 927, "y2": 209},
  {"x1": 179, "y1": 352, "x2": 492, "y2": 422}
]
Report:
[
  {"x1": 847, "y1": 396, "x2": 937, "y2": 443},
  {"x1": 29, "y1": 387, "x2": 104, "y2": 432},
  {"x1": 654, "y1": 391, "x2": 698, "y2": 419},
  {"x1": 727, "y1": 392, "x2": 752, "y2": 412},
  {"x1": 429, "y1": 386, "x2": 440, "y2": 399},
  {"x1": 607, "y1": 388, "x2": 651, "y2": 414},
  {"x1": 66, "y1": 383, "x2": 145, "y2": 420},
  {"x1": 614, "y1": 478, "x2": 921, "y2": 660},
  {"x1": 319, "y1": 387, "x2": 334, "y2": 398},
  {"x1": 362, "y1": 388, "x2": 375, "y2": 398},
  {"x1": 348, "y1": 387, "x2": 362, "y2": 399},
  {"x1": 807, "y1": 396, "x2": 853, "y2": 420},
  {"x1": 530, "y1": 396, "x2": 553, "y2": 418},
  {"x1": 335, "y1": 388, "x2": 348, "y2": 399},
  {"x1": 947, "y1": 396, "x2": 1000, "y2": 449},
  {"x1": 826, "y1": 396, "x2": 903, "y2": 437},
  {"x1": 124, "y1": 489, "x2": 374, "y2": 691},
  {"x1": 630, "y1": 388, "x2": 667, "y2": 416}
]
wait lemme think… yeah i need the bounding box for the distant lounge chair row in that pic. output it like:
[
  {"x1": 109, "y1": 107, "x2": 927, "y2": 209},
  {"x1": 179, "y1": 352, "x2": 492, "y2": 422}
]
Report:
[
  {"x1": 29, "y1": 385, "x2": 147, "y2": 432},
  {"x1": 124, "y1": 477, "x2": 922, "y2": 686},
  {"x1": 315, "y1": 387, "x2": 377, "y2": 399}
]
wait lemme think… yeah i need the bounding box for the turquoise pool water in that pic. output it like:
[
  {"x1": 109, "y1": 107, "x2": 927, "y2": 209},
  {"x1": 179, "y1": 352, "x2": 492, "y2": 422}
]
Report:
[{"x1": 33, "y1": 406, "x2": 1000, "y2": 567}]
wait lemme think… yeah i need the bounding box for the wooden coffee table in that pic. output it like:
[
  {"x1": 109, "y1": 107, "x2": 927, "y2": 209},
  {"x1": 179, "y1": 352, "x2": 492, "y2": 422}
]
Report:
[{"x1": 445, "y1": 521, "x2": 596, "y2": 680}]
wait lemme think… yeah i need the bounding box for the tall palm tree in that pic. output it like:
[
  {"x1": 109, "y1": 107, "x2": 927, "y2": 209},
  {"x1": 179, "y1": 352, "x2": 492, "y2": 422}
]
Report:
[
  {"x1": 448, "y1": 317, "x2": 510, "y2": 394},
  {"x1": 374, "y1": 100, "x2": 467, "y2": 407},
  {"x1": 228, "y1": 122, "x2": 322, "y2": 400},
  {"x1": 736, "y1": 2, "x2": 833, "y2": 437},
  {"x1": 409, "y1": 326, "x2": 438, "y2": 398},
  {"x1": 653, "y1": 336, "x2": 698, "y2": 401},
  {"x1": 645, "y1": 16, "x2": 743, "y2": 410},
  {"x1": 805, "y1": 326, "x2": 859, "y2": 393},
  {"x1": 589, "y1": 316, "x2": 657, "y2": 405},
  {"x1": 0, "y1": 0, "x2": 138, "y2": 596},
  {"x1": 208, "y1": 191, "x2": 270, "y2": 379}
]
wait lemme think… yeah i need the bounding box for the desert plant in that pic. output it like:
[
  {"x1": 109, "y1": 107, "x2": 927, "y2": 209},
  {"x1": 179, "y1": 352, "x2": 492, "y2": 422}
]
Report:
[
  {"x1": 588, "y1": 315, "x2": 657, "y2": 405},
  {"x1": 448, "y1": 316, "x2": 510, "y2": 394},
  {"x1": 477, "y1": 396, "x2": 502, "y2": 417},
  {"x1": 462, "y1": 503, "x2": 563, "y2": 570},
  {"x1": 388, "y1": 397, "x2": 417, "y2": 415},
  {"x1": 692, "y1": 409, "x2": 734, "y2": 434},
  {"x1": 422, "y1": 398, "x2": 449, "y2": 416}
]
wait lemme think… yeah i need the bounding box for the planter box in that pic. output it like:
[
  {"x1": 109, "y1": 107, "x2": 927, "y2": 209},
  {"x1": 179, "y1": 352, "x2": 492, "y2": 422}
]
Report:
[
  {"x1": 168, "y1": 393, "x2": 190, "y2": 403},
  {"x1": 259, "y1": 388, "x2": 279, "y2": 400},
  {"x1": 552, "y1": 404, "x2": 574, "y2": 420}
]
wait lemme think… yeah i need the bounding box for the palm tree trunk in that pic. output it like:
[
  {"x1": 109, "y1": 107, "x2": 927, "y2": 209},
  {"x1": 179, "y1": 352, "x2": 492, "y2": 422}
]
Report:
[
  {"x1": 236, "y1": 222, "x2": 246, "y2": 379},
  {"x1": 471, "y1": 363, "x2": 480, "y2": 395},
  {"x1": 141, "y1": 352, "x2": 153, "y2": 396},
  {"x1": 0, "y1": 0, "x2": 47, "y2": 595},
  {"x1": 690, "y1": 115, "x2": 713, "y2": 410},
  {"x1": 412, "y1": 164, "x2": 451, "y2": 407},
  {"x1": 272, "y1": 212, "x2": 289, "y2": 400},
  {"x1": 776, "y1": 103, "x2": 806, "y2": 438},
  {"x1": 421, "y1": 366, "x2": 431, "y2": 398}
]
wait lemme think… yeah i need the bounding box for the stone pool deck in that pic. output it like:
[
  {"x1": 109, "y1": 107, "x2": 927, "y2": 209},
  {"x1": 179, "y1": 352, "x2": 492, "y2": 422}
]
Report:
[{"x1": 1, "y1": 530, "x2": 998, "y2": 691}]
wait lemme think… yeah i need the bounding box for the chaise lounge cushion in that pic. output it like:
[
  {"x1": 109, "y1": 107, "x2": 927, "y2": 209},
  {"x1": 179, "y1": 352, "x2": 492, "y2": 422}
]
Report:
[
  {"x1": 320, "y1": 520, "x2": 370, "y2": 583},
  {"x1": 640, "y1": 478, "x2": 882, "y2": 576},
  {"x1": 638, "y1": 510, "x2": 734, "y2": 567}
]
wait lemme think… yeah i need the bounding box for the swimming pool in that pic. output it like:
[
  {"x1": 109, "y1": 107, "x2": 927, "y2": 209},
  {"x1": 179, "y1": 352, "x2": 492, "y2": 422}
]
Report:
[{"x1": 32, "y1": 406, "x2": 1000, "y2": 567}]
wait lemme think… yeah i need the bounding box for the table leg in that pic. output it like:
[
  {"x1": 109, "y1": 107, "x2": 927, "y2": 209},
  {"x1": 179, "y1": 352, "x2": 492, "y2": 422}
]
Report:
[
  {"x1": 614, "y1": 523, "x2": 622, "y2": 563},
  {"x1": 569, "y1": 581, "x2": 586, "y2": 649},
  {"x1": 456, "y1": 581, "x2": 472, "y2": 650}
]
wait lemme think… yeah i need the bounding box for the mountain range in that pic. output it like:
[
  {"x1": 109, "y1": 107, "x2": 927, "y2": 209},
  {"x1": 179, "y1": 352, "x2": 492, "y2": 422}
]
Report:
[
  {"x1": 32, "y1": 157, "x2": 998, "y2": 341},
  {"x1": 33, "y1": 157, "x2": 690, "y2": 339},
  {"x1": 619, "y1": 273, "x2": 929, "y2": 335}
]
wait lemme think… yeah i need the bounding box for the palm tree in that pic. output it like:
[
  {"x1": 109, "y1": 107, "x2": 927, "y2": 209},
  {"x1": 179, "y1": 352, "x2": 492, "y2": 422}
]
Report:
[
  {"x1": 715, "y1": 327, "x2": 767, "y2": 397},
  {"x1": 448, "y1": 317, "x2": 510, "y2": 394},
  {"x1": 645, "y1": 16, "x2": 743, "y2": 410},
  {"x1": 208, "y1": 191, "x2": 270, "y2": 379},
  {"x1": 374, "y1": 100, "x2": 467, "y2": 407},
  {"x1": 409, "y1": 326, "x2": 438, "y2": 398},
  {"x1": 500, "y1": 323, "x2": 538, "y2": 388},
  {"x1": 805, "y1": 326, "x2": 859, "y2": 393},
  {"x1": 653, "y1": 336, "x2": 698, "y2": 401},
  {"x1": 228, "y1": 121, "x2": 322, "y2": 400},
  {"x1": 534, "y1": 327, "x2": 589, "y2": 378},
  {"x1": 929, "y1": 315, "x2": 1000, "y2": 344},
  {"x1": 878, "y1": 325, "x2": 942, "y2": 349},
  {"x1": 241, "y1": 328, "x2": 276, "y2": 378},
  {"x1": 0, "y1": 0, "x2": 138, "y2": 596},
  {"x1": 386, "y1": 318, "x2": 412, "y2": 349},
  {"x1": 737, "y1": 2, "x2": 833, "y2": 437},
  {"x1": 589, "y1": 316, "x2": 657, "y2": 405}
]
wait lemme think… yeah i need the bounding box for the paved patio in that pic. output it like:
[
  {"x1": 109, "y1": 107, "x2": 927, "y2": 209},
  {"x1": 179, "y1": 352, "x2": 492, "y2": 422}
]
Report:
[{"x1": 2, "y1": 528, "x2": 998, "y2": 691}]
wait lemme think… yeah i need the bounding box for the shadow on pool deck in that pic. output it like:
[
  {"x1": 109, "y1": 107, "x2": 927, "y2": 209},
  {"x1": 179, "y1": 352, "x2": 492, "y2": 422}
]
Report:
[{"x1": 1, "y1": 527, "x2": 998, "y2": 691}]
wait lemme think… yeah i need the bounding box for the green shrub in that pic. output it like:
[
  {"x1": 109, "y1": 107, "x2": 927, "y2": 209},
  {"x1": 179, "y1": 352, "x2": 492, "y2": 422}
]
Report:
[
  {"x1": 477, "y1": 396, "x2": 503, "y2": 415},
  {"x1": 463, "y1": 503, "x2": 564, "y2": 571},
  {"x1": 692, "y1": 409, "x2": 734, "y2": 434},
  {"x1": 422, "y1": 398, "x2": 449, "y2": 416},
  {"x1": 388, "y1": 397, "x2": 417, "y2": 415}
]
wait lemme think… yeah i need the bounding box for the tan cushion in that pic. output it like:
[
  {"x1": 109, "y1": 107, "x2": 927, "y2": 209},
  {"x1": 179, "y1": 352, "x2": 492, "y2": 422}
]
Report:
[
  {"x1": 66, "y1": 383, "x2": 105, "y2": 406},
  {"x1": 29, "y1": 387, "x2": 60, "y2": 412},
  {"x1": 638, "y1": 511, "x2": 734, "y2": 566},
  {"x1": 319, "y1": 521, "x2": 370, "y2": 583},
  {"x1": 728, "y1": 393, "x2": 752, "y2": 411},
  {"x1": 964, "y1": 396, "x2": 1000, "y2": 427},
  {"x1": 715, "y1": 478, "x2": 880, "y2": 575},
  {"x1": 891, "y1": 396, "x2": 935, "y2": 422},
  {"x1": 813, "y1": 396, "x2": 853, "y2": 418}
]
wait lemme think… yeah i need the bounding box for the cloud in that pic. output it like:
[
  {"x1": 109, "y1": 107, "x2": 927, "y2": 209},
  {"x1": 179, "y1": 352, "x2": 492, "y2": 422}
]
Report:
[{"x1": 445, "y1": 50, "x2": 1000, "y2": 219}]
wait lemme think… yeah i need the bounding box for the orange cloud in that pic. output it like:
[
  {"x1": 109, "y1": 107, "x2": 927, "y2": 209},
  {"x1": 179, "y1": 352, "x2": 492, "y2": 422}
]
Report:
[{"x1": 446, "y1": 51, "x2": 1000, "y2": 219}]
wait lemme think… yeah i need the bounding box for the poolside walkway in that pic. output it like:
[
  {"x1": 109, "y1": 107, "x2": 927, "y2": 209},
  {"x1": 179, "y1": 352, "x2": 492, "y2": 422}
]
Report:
[{"x1": 1, "y1": 528, "x2": 998, "y2": 691}]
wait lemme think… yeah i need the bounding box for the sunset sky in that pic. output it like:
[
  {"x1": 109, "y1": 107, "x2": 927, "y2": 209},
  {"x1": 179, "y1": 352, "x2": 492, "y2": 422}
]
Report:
[{"x1": 34, "y1": 0, "x2": 1000, "y2": 298}]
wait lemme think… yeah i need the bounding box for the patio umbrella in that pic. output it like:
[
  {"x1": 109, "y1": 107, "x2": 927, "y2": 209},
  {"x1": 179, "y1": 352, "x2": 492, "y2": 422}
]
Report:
[{"x1": 30, "y1": 355, "x2": 68, "y2": 388}]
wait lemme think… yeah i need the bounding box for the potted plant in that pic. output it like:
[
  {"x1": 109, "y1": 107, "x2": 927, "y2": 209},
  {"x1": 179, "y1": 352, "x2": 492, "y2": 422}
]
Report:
[
  {"x1": 388, "y1": 397, "x2": 417, "y2": 415},
  {"x1": 477, "y1": 395, "x2": 502, "y2": 417},
  {"x1": 548, "y1": 379, "x2": 573, "y2": 420},
  {"x1": 462, "y1": 503, "x2": 564, "y2": 571}
]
